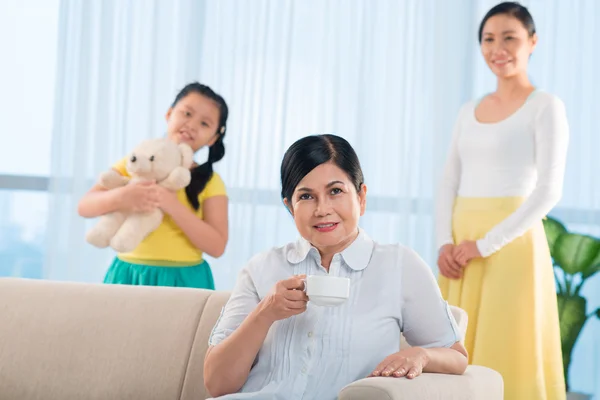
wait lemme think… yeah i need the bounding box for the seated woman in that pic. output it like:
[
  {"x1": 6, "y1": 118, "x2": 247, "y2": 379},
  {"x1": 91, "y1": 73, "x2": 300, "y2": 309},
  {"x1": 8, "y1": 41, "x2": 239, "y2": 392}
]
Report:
[{"x1": 204, "y1": 134, "x2": 468, "y2": 399}]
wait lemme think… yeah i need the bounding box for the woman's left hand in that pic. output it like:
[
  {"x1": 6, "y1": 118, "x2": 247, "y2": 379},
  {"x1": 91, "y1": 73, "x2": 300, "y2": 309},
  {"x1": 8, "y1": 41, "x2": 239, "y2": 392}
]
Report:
[
  {"x1": 453, "y1": 240, "x2": 482, "y2": 266},
  {"x1": 369, "y1": 347, "x2": 429, "y2": 379},
  {"x1": 155, "y1": 185, "x2": 181, "y2": 215}
]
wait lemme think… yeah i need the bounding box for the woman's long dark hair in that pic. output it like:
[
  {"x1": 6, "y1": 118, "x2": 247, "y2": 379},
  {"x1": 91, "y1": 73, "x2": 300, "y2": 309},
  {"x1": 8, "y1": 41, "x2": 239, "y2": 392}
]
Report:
[{"x1": 171, "y1": 82, "x2": 228, "y2": 210}]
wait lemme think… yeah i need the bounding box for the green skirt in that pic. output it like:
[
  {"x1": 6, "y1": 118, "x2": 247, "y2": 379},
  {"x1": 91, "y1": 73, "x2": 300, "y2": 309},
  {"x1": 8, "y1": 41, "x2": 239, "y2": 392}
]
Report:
[{"x1": 103, "y1": 257, "x2": 215, "y2": 289}]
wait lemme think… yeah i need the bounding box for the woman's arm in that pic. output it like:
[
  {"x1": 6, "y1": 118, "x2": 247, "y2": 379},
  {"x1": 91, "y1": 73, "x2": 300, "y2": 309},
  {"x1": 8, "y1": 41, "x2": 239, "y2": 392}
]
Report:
[
  {"x1": 204, "y1": 308, "x2": 273, "y2": 397},
  {"x1": 400, "y1": 247, "x2": 464, "y2": 356},
  {"x1": 434, "y1": 105, "x2": 466, "y2": 250},
  {"x1": 371, "y1": 247, "x2": 467, "y2": 379},
  {"x1": 371, "y1": 342, "x2": 467, "y2": 378},
  {"x1": 204, "y1": 267, "x2": 263, "y2": 396},
  {"x1": 475, "y1": 96, "x2": 569, "y2": 257},
  {"x1": 423, "y1": 342, "x2": 468, "y2": 374},
  {"x1": 157, "y1": 193, "x2": 228, "y2": 258},
  {"x1": 204, "y1": 272, "x2": 307, "y2": 397}
]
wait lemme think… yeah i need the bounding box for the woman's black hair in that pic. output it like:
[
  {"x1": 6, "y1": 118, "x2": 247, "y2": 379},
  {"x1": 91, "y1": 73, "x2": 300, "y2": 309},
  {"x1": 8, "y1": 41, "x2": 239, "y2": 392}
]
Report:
[
  {"x1": 478, "y1": 2, "x2": 536, "y2": 43},
  {"x1": 172, "y1": 82, "x2": 228, "y2": 210},
  {"x1": 280, "y1": 134, "x2": 364, "y2": 203}
]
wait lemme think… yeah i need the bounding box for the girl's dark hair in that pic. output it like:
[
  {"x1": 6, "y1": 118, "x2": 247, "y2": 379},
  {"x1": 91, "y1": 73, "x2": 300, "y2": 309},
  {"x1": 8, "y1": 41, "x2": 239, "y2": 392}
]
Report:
[
  {"x1": 172, "y1": 82, "x2": 228, "y2": 210},
  {"x1": 478, "y1": 2, "x2": 536, "y2": 43},
  {"x1": 280, "y1": 134, "x2": 364, "y2": 202}
]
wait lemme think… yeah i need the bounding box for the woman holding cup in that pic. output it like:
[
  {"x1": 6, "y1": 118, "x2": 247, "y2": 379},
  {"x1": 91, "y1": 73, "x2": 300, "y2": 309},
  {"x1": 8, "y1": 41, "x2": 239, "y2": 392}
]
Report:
[{"x1": 204, "y1": 134, "x2": 468, "y2": 399}]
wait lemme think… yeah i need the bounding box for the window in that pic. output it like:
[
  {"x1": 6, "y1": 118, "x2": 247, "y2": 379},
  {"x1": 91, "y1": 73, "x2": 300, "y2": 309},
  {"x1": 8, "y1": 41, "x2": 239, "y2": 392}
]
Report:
[
  {"x1": 0, "y1": 0, "x2": 58, "y2": 176},
  {"x1": 0, "y1": 0, "x2": 59, "y2": 278},
  {"x1": 0, "y1": 190, "x2": 48, "y2": 278}
]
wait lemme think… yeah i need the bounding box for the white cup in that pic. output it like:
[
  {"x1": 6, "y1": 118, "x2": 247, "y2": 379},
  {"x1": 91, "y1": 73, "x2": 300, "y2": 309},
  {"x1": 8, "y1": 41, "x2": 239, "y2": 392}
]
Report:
[{"x1": 303, "y1": 275, "x2": 350, "y2": 307}]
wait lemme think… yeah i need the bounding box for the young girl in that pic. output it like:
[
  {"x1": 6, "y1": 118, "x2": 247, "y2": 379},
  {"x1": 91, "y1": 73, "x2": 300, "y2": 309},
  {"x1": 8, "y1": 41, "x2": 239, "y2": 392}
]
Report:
[{"x1": 78, "y1": 82, "x2": 229, "y2": 289}]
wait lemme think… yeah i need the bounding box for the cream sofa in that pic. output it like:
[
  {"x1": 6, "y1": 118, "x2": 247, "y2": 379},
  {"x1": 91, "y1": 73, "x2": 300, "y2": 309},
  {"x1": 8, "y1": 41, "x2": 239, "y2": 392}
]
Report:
[{"x1": 0, "y1": 278, "x2": 503, "y2": 399}]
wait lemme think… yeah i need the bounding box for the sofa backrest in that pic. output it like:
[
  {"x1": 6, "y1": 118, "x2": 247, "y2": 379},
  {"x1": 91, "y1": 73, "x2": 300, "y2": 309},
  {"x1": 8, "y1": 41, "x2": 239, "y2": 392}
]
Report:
[
  {"x1": 0, "y1": 278, "x2": 466, "y2": 400},
  {"x1": 0, "y1": 278, "x2": 228, "y2": 400}
]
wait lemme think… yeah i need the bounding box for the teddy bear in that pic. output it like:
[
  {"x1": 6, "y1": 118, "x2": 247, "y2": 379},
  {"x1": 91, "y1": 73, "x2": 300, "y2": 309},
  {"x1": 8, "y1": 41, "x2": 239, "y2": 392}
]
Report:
[{"x1": 85, "y1": 137, "x2": 194, "y2": 253}]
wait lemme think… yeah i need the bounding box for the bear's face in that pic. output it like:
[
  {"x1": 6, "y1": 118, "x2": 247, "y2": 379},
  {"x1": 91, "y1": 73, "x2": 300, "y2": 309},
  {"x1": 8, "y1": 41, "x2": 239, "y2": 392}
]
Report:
[{"x1": 126, "y1": 138, "x2": 193, "y2": 182}]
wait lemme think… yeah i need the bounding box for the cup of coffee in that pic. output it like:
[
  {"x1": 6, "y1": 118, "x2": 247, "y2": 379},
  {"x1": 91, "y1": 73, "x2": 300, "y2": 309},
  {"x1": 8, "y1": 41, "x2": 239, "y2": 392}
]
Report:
[{"x1": 303, "y1": 275, "x2": 350, "y2": 307}]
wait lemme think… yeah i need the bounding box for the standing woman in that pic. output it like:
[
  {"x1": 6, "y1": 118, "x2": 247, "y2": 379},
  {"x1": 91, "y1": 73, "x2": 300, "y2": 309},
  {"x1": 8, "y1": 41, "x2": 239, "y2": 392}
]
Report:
[{"x1": 435, "y1": 2, "x2": 568, "y2": 399}]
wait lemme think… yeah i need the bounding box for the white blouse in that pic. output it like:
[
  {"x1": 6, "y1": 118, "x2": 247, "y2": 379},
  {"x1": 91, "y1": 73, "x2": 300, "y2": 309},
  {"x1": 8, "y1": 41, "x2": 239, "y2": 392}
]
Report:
[
  {"x1": 435, "y1": 90, "x2": 569, "y2": 257},
  {"x1": 208, "y1": 229, "x2": 461, "y2": 400}
]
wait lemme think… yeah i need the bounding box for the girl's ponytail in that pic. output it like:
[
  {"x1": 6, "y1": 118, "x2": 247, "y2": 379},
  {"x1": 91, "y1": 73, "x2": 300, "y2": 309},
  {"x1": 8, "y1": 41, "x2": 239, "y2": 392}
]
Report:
[{"x1": 172, "y1": 82, "x2": 228, "y2": 210}]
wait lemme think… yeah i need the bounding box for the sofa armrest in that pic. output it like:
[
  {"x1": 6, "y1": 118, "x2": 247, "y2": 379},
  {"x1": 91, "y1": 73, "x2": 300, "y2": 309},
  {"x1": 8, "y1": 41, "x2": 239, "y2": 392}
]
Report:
[{"x1": 338, "y1": 365, "x2": 503, "y2": 400}]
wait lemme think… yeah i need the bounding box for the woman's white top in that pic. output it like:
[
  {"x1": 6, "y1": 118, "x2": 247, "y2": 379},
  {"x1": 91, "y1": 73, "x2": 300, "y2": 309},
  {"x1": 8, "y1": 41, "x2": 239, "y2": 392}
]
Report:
[
  {"x1": 208, "y1": 229, "x2": 461, "y2": 400},
  {"x1": 435, "y1": 91, "x2": 569, "y2": 257}
]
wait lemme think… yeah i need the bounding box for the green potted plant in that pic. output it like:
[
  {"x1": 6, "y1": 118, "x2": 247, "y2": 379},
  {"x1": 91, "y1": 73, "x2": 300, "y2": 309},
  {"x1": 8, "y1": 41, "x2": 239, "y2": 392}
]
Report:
[{"x1": 543, "y1": 216, "x2": 600, "y2": 398}]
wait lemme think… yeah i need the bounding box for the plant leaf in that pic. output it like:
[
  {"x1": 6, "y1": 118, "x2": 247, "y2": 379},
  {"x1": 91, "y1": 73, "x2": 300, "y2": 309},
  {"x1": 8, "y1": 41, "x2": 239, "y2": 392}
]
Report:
[
  {"x1": 543, "y1": 217, "x2": 567, "y2": 257},
  {"x1": 595, "y1": 308, "x2": 600, "y2": 319},
  {"x1": 557, "y1": 295, "x2": 588, "y2": 389},
  {"x1": 553, "y1": 233, "x2": 600, "y2": 276},
  {"x1": 582, "y1": 244, "x2": 600, "y2": 279},
  {"x1": 583, "y1": 262, "x2": 600, "y2": 280},
  {"x1": 581, "y1": 232, "x2": 600, "y2": 279}
]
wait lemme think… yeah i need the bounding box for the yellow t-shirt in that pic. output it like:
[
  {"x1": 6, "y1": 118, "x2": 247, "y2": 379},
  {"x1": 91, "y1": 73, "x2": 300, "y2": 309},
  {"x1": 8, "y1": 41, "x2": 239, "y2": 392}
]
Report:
[{"x1": 112, "y1": 157, "x2": 227, "y2": 265}]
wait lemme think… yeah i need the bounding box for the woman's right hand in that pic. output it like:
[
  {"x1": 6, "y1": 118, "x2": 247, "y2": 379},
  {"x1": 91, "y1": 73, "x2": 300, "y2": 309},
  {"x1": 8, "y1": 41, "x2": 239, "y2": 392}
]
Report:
[
  {"x1": 119, "y1": 181, "x2": 160, "y2": 213},
  {"x1": 257, "y1": 275, "x2": 308, "y2": 323},
  {"x1": 437, "y1": 244, "x2": 462, "y2": 279}
]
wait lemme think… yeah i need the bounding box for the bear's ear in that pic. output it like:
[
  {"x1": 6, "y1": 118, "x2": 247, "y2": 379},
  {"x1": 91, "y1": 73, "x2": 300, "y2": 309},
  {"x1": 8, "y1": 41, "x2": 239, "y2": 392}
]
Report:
[{"x1": 178, "y1": 143, "x2": 194, "y2": 169}]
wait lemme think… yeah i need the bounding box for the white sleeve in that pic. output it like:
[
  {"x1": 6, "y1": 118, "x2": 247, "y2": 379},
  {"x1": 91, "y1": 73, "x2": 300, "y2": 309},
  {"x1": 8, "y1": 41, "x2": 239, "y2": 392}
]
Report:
[
  {"x1": 208, "y1": 266, "x2": 260, "y2": 346},
  {"x1": 434, "y1": 105, "x2": 465, "y2": 250},
  {"x1": 476, "y1": 97, "x2": 569, "y2": 257},
  {"x1": 400, "y1": 247, "x2": 462, "y2": 348}
]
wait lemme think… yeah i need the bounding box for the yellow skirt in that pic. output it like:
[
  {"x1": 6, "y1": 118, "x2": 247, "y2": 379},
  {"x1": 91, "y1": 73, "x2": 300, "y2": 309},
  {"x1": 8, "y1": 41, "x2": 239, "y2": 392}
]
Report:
[{"x1": 438, "y1": 197, "x2": 565, "y2": 400}]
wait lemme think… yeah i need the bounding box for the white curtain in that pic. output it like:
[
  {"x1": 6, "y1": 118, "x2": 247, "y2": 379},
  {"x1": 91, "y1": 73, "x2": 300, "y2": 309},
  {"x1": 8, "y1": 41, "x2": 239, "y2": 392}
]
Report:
[
  {"x1": 197, "y1": 0, "x2": 483, "y2": 286},
  {"x1": 46, "y1": 0, "x2": 599, "y2": 394},
  {"x1": 45, "y1": 0, "x2": 210, "y2": 282}
]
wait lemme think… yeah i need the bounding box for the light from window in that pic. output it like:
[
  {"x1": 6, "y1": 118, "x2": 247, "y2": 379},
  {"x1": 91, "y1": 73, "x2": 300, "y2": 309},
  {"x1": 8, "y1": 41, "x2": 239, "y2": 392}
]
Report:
[
  {"x1": 0, "y1": 190, "x2": 48, "y2": 278},
  {"x1": 0, "y1": 0, "x2": 59, "y2": 176}
]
